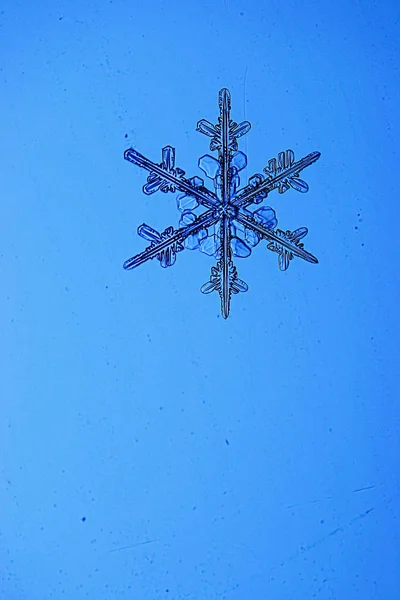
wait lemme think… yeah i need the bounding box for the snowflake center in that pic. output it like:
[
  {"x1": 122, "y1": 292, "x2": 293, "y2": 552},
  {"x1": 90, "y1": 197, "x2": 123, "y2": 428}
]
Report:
[{"x1": 216, "y1": 203, "x2": 238, "y2": 219}]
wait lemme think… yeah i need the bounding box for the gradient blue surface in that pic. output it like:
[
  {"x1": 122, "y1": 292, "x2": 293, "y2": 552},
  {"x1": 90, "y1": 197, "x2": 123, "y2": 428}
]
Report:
[{"x1": 1, "y1": 1, "x2": 399, "y2": 599}]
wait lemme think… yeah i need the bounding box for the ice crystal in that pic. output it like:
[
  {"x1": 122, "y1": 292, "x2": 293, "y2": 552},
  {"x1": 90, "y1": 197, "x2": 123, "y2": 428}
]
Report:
[{"x1": 123, "y1": 89, "x2": 320, "y2": 318}]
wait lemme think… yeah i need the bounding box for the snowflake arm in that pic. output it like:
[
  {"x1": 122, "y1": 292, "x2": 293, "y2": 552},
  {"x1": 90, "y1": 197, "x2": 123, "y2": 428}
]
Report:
[
  {"x1": 236, "y1": 210, "x2": 318, "y2": 266},
  {"x1": 196, "y1": 90, "x2": 251, "y2": 155},
  {"x1": 123, "y1": 210, "x2": 219, "y2": 270},
  {"x1": 124, "y1": 146, "x2": 219, "y2": 209},
  {"x1": 200, "y1": 217, "x2": 248, "y2": 319},
  {"x1": 233, "y1": 149, "x2": 321, "y2": 209}
]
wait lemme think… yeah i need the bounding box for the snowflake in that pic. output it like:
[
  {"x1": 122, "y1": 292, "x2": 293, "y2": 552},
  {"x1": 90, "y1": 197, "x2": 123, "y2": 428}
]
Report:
[{"x1": 123, "y1": 88, "x2": 320, "y2": 318}]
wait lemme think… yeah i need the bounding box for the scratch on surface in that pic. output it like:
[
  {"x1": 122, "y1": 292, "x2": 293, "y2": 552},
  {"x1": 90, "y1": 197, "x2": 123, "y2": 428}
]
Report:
[
  {"x1": 279, "y1": 505, "x2": 375, "y2": 568},
  {"x1": 109, "y1": 539, "x2": 156, "y2": 553},
  {"x1": 301, "y1": 506, "x2": 375, "y2": 554},
  {"x1": 243, "y1": 66, "x2": 248, "y2": 119},
  {"x1": 286, "y1": 483, "x2": 379, "y2": 509},
  {"x1": 243, "y1": 66, "x2": 248, "y2": 181},
  {"x1": 349, "y1": 506, "x2": 375, "y2": 524},
  {"x1": 353, "y1": 484, "x2": 376, "y2": 493},
  {"x1": 286, "y1": 496, "x2": 333, "y2": 509}
]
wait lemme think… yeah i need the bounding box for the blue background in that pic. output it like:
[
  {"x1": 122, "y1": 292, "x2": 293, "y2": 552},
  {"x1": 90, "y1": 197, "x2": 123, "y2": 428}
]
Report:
[{"x1": 1, "y1": 1, "x2": 399, "y2": 598}]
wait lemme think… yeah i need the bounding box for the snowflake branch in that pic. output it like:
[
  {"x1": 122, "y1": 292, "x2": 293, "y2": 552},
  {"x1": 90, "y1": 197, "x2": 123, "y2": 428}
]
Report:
[
  {"x1": 196, "y1": 88, "x2": 251, "y2": 154},
  {"x1": 201, "y1": 216, "x2": 248, "y2": 319},
  {"x1": 236, "y1": 211, "x2": 318, "y2": 266},
  {"x1": 123, "y1": 210, "x2": 219, "y2": 270},
  {"x1": 124, "y1": 147, "x2": 219, "y2": 209},
  {"x1": 233, "y1": 150, "x2": 321, "y2": 208}
]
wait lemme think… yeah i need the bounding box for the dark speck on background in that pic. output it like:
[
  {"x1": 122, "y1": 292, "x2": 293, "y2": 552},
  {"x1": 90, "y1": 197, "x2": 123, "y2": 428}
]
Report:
[{"x1": 81, "y1": 517, "x2": 86, "y2": 522}]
